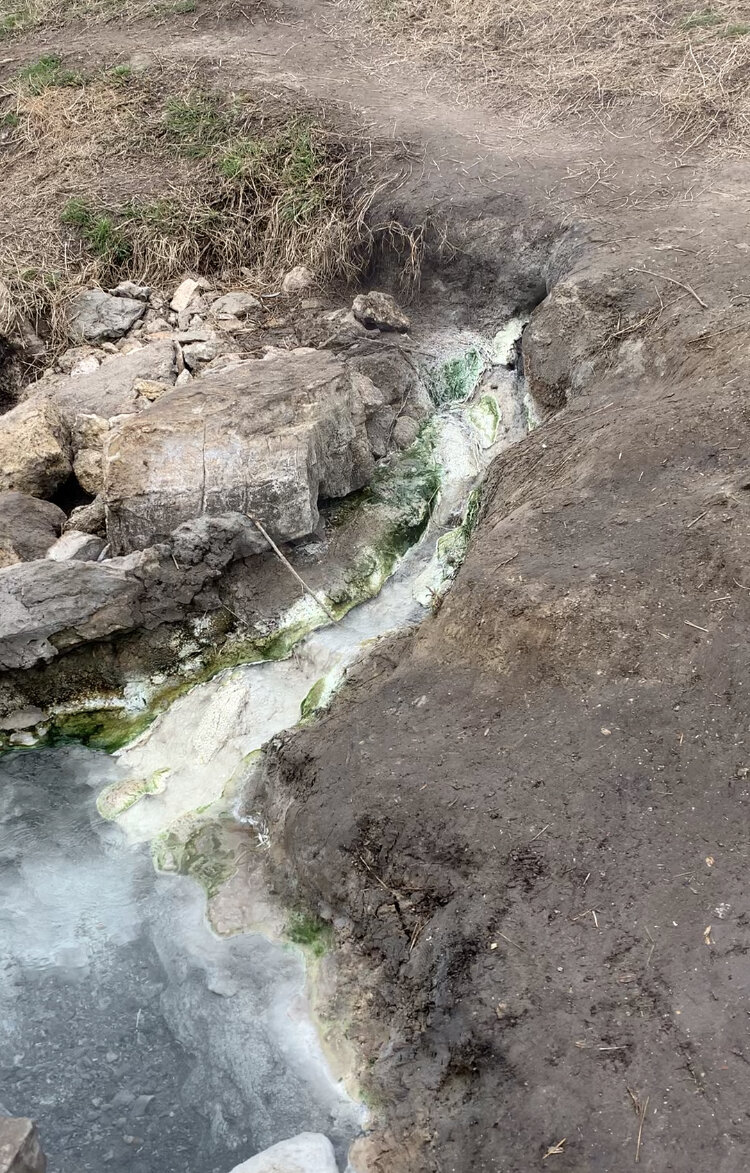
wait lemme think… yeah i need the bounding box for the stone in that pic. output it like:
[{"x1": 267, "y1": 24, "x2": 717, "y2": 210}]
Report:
[
  {"x1": 0, "y1": 400, "x2": 72, "y2": 498},
  {"x1": 0, "y1": 1116, "x2": 46, "y2": 1173},
  {"x1": 182, "y1": 338, "x2": 221, "y2": 369},
  {"x1": 103, "y1": 351, "x2": 375, "y2": 554},
  {"x1": 64, "y1": 496, "x2": 106, "y2": 536},
  {"x1": 227, "y1": 1133, "x2": 338, "y2": 1173},
  {"x1": 70, "y1": 355, "x2": 101, "y2": 378},
  {"x1": 23, "y1": 341, "x2": 177, "y2": 423},
  {"x1": 46, "y1": 530, "x2": 106, "y2": 562},
  {"x1": 170, "y1": 278, "x2": 199, "y2": 313},
  {"x1": 209, "y1": 291, "x2": 262, "y2": 319},
  {"x1": 0, "y1": 493, "x2": 66, "y2": 567},
  {"x1": 133, "y1": 378, "x2": 172, "y2": 402},
  {"x1": 0, "y1": 513, "x2": 265, "y2": 670},
  {"x1": 352, "y1": 290, "x2": 410, "y2": 333},
  {"x1": 57, "y1": 346, "x2": 101, "y2": 375},
  {"x1": 281, "y1": 265, "x2": 315, "y2": 295},
  {"x1": 73, "y1": 448, "x2": 104, "y2": 494},
  {"x1": 143, "y1": 317, "x2": 171, "y2": 335},
  {"x1": 68, "y1": 291, "x2": 147, "y2": 343},
  {"x1": 109, "y1": 281, "x2": 151, "y2": 301},
  {"x1": 0, "y1": 706, "x2": 45, "y2": 731}
]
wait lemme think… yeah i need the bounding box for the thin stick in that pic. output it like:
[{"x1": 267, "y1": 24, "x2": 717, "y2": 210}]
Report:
[
  {"x1": 684, "y1": 620, "x2": 709, "y2": 633},
  {"x1": 629, "y1": 267, "x2": 708, "y2": 309},
  {"x1": 635, "y1": 1096, "x2": 649, "y2": 1163},
  {"x1": 248, "y1": 515, "x2": 338, "y2": 623}
]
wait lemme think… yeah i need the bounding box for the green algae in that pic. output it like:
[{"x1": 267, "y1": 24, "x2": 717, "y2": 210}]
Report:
[
  {"x1": 467, "y1": 392, "x2": 501, "y2": 447},
  {"x1": 423, "y1": 346, "x2": 486, "y2": 408},
  {"x1": 300, "y1": 677, "x2": 327, "y2": 720},
  {"x1": 286, "y1": 911, "x2": 333, "y2": 959},
  {"x1": 152, "y1": 819, "x2": 236, "y2": 899}
]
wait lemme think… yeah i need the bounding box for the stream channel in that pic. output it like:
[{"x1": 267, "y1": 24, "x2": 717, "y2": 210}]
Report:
[{"x1": 0, "y1": 321, "x2": 535, "y2": 1173}]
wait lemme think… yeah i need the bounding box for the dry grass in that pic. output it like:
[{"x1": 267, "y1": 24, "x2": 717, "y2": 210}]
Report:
[
  {"x1": 367, "y1": 0, "x2": 750, "y2": 144},
  {"x1": 0, "y1": 64, "x2": 387, "y2": 351},
  {"x1": 0, "y1": 0, "x2": 241, "y2": 37}
]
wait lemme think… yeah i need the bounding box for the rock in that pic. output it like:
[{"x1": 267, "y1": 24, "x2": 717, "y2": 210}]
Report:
[
  {"x1": 0, "y1": 1116, "x2": 46, "y2": 1173},
  {"x1": 281, "y1": 265, "x2": 315, "y2": 295},
  {"x1": 109, "y1": 281, "x2": 151, "y2": 301},
  {"x1": 46, "y1": 530, "x2": 106, "y2": 562},
  {"x1": 182, "y1": 338, "x2": 221, "y2": 369},
  {"x1": 227, "y1": 1133, "x2": 338, "y2": 1173},
  {"x1": 73, "y1": 448, "x2": 103, "y2": 493},
  {"x1": 392, "y1": 414, "x2": 421, "y2": 449},
  {"x1": 68, "y1": 290, "x2": 147, "y2": 343},
  {"x1": 175, "y1": 370, "x2": 192, "y2": 386},
  {"x1": 0, "y1": 705, "x2": 45, "y2": 731},
  {"x1": 352, "y1": 291, "x2": 410, "y2": 333},
  {"x1": 133, "y1": 378, "x2": 172, "y2": 402},
  {"x1": 209, "y1": 291, "x2": 262, "y2": 319},
  {"x1": 69, "y1": 355, "x2": 101, "y2": 378},
  {"x1": 0, "y1": 493, "x2": 66, "y2": 567},
  {"x1": 23, "y1": 341, "x2": 177, "y2": 423},
  {"x1": 170, "y1": 278, "x2": 199, "y2": 313},
  {"x1": 0, "y1": 400, "x2": 72, "y2": 498},
  {"x1": 0, "y1": 513, "x2": 265, "y2": 670},
  {"x1": 56, "y1": 346, "x2": 101, "y2": 375},
  {"x1": 103, "y1": 351, "x2": 375, "y2": 554},
  {"x1": 65, "y1": 496, "x2": 106, "y2": 536},
  {"x1": 143, "y1": 317, "x2": 171, "y2": 335}
]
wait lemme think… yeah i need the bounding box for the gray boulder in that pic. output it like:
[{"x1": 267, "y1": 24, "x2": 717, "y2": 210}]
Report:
[
  {"x1": 227, "y1": 1133, "x2": 338, "y2": 1173},
  {"x1": 281, "y1": 266, "x2": 315, "y2": 295},
  {"x1": 109, "y1": 281, "x2": 151, "y2": 301},
  {"x1": 46, "y1": 530, "x2": 106, "y2": 562},
  {"x1": 0, "y1": 493, "x2": 66, "y2": 567},
  {"x1": 103, "y1": 350, "x2": 375, "y2": 554},
  {"x1": 23, "y1": 341, "x2": 177, "y2": 424},
  {"x1": 67, "y1": 290, "x2": 146, "y2": 343},
  {"x1": 0, "y1": 400, "x2": 72, "y2": 498},
  {"x1": 0, "y1": 1116, "x2": 46, "y2": 1173},
  {"x1": 209, "y1": 291, "x2": 261, "y2": 319},
  {"x1": 64, "y1": 496, "x2": 106, "y2": 536},
  {"x1": 0, "y1": 513, "x2": 266, "y2": 670},
  {"x1": 352, "y1": 291, "x2": 410, "y2": 333}
]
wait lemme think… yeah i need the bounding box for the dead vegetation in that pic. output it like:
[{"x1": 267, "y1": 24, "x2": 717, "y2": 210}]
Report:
[
  {"x1": 366, "y1": 0, "x2": 750, "y2": 144},
  {"x1": 0, "y1": 62, "x2": 390, "y2": 352},
  {"x1": 0, "y1": 0, "x2": 253, "y2": 38}
]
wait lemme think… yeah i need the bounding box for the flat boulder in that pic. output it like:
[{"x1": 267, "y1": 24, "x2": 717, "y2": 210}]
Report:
[
  {"x1": 67, "y1": 290, "x2": 146, "y2": 343},
  {"x1": 23, "y1": 340, "x2": 177, "y2": 425},
  {"x1": 0, "y1": 400, "x2": 72, "y2": 498},
  {"x1": 227, "y1": 1133, "x2": 338, "y2": 1173},
  {"x1": 0, "y1": 492, "x2": 66, "y2": 566},
  {"x1": 104, "y1": 350, "x2": 375, "y2": 554}
]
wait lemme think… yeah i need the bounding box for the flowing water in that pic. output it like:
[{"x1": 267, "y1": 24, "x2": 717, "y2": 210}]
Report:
[{"x1": 0, "y1": 325, "x2": 532, "y2": 1173}]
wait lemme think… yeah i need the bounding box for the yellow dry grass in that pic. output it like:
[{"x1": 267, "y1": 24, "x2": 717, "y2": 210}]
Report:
[{"x1": 368, "y1": 0, "x2": 750, "y2": 144}]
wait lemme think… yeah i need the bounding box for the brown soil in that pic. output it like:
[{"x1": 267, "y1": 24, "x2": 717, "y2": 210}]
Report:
[{"x1": 4, "y1": 1, "x2": 750, "y2": 1170}]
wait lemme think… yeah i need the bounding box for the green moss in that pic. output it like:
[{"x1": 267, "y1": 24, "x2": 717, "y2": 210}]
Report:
[
  {"x1": 726, "y1": 21, "x2": 750, "y2": 35},
  {"x1": 153, "y1": 820, "x2": 236, "y2": 898},
  {"x1": 287, "y1": 911, "x2": 332, "y2": 958}
]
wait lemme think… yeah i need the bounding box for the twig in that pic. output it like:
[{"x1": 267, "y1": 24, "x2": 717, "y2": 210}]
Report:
[
  {"x1": 248, "y1": 514, "x2": 338, "y2": 623},
  {"x1": 543, "y1": 1138, "x2": 567, "y2": 1160},
  {"x1": 635, "y1": 1096, "x2": 649, "y2": 1163},
  {"x1": 497, "y1": 931, "x2": 528, "y2": 953},
  {"x1": 684, "y1": 620, "x2": 709, "y2": 633},
  {"x1": 629, "y1": 266, "x2": 708, "y2": 309},
  {"x1": 529, "y1": 823, "x2": 551, "y2": 843}
]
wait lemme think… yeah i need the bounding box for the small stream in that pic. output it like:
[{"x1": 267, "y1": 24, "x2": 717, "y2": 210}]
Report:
[{"x1": 0, "y1": 323, "x2": 534, "y2": 1172}]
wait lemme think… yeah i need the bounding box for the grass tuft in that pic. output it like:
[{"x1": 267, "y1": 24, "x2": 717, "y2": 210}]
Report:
[{"x1": 18, "y1": 55, "x2": 84, "y2": 93}]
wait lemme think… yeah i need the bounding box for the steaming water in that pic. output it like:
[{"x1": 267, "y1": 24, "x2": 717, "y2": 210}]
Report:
[{"x1": 0, "y1": 329, "x2": 530, "y2": 1173}]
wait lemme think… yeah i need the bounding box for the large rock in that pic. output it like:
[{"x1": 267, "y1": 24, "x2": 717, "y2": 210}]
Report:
[
  {"x1": 23, "y1": 341, "x2": 177, "y2": 424},
  {"x1": 45, "y1": 530, "x2": 106, "y2": 562},
  {"x1": 67, "y1": 290, "x2": 146, "y2": 343},
  {"x1": 0, "y1": 493, "x2": 66, "y2": 567},
  {"x1": 0, "y1": 1116, "x2": 46, "y2": 1173},
  {"x1": 0, "y1": 513, "x2": 265, "y2": 670},
  {"x1": 228, "y1": 1133, "x2": 338, "y2": 1173},
  {"x1": 0, "y1": 400, "x2": 72, "y2": 498},
  {"x1": 352, "y1": 291, "x2": 410, "y2": 333},
  {"x1": 209, "y1": 291, "x2": 261, "y2": 319},
  {"x1": 104, "y1": 351, "x2": 375, "y2": 554}
]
